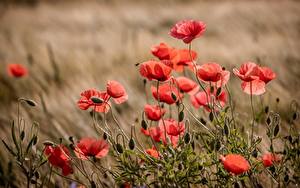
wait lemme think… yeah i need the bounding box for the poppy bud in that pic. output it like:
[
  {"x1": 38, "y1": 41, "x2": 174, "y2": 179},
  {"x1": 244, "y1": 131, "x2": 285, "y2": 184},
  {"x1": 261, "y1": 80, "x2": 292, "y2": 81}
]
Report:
[
  {"x1": 129, "y1": 138, "x2": 135, "y2": 150},
  {"x1": 103, "y1": 132, "x2": 108, "y2": 140},
  {"x1": 200, "y1": 118, "x2": 206, "y2": 125},
  {"x1": 216, "y1": 87, "x2": 222, "y2": 97},
  {"x1": 32, "y1": 135, "x2": 38, "y2": 145},
  {"x1": 34, "y1": 171, "x2": 40, "y2": 179},
  {"x1": 43, "y1": 141, "x2": 54, "y2": 146},
  {"x1": 21, "y1": 99, "x2": 37, "y2": 107},
  {"x1": 68, "y1": 136, "x2": 74, "y2": 143},
  {"x1": 274, "y1": 123, "x2": 280, "y2": 137},
  {"x1": 91, "y1": 97, "x2": 103, "y2": 104},
  {"x1": 69, "y1": 144, "x2": 75, "y2": 150},
  {"x1": 116, "y1": 143, "x2": 123, "y2": 154},
  {"x1": 184, "y1": 133, "x2": 191, "y2": 144},
  {"x1": 264, "y1": 106, "x2": 269, "y2": 114},
  {"x1": 20, "y1": 131, "x2": 25, "y2": 141},
  {"x1": 141, "y1": 120, "x2": 148, "y2": 130},
  {"x1": 293, "y1": 112, "x2": 298, "y2": 121},
  {"x1": 276, "y1": 98, "x2": 280, "y2": 103},
  {"x1": 209, "y1": 112, "x2": 214, "y2": 122},
  {"x1": 171, "y1": 92, "x2": 177, "y2": 101},
  {"x1": 284, "y1": 174, "x2": 289, "y2": 182},
  {"x1": 266, "y1": 117, "x2": 271, "y2": 125},
  {"x1": 178, "y1": 111, "x2": 184, "y2": 122}
]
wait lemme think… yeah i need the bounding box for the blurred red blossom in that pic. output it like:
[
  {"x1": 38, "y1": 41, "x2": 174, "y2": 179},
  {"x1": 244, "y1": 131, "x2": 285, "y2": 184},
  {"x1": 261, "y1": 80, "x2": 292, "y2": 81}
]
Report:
[
  {"x1": 151, "y1": 42, "x2": 174, "y2": 60},
  {"x1": 140, "y1": 60, "x2": 172, "y2": 81},
  {"x1": 146, "y1": 146, "x2": 159, "y2": 158},
  {"x1": 175, "y1": 76, "x2": 199, "y2": 95},
  {"x1": 106, "y1": 80, "x2": 128, "y2": 104},
  {"x1": 77, "y1": 89, "x2": 110, "y2": 113},
  {"x1": 144, "y1": 104, "x2": 166, "y2": 121},
  {"x1": 170, "y1": 20, "x2": 206, "y2": 44},
  {"x1": 7, "y1": 63, "x2": 28, "y2": 78},
  {"x1": 262, "y1": 153, "x2": 281, "y2": 167},
  {"x1": 160, "y1": 119, "x2": 185, "y2": 136},
  {"x1": 233, "y1": 62, "x2": 260, "y2": 82},
  {"x1": 44, "y1": 145, "x2": 73, "y2": 176},
  {"x1": 171, "y1": 49, "x2": 197, "y2": 72},
  {"x1": 151, "y1": 83, "x2": 183, "y2": 105},
  {"x1": 220, "y1": 154, "x2": 250, "y2": 175},
  {"x1": 74, "y1": 138, "x2": 109, "y2": 160}
]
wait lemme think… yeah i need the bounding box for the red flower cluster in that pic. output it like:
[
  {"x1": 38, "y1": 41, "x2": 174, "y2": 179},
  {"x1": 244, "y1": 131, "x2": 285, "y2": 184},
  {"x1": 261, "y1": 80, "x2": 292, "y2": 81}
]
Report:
[
  {"x1": 170, "y1": 20, "x2": 206, "y2": 44},
  {"x1": 220, "y1": 154, "x2": 250, "y2": 175},
  {"x1": 197, "y1": 63, "x2": 230, "y2": 85},
  {"x1": 77, "y1": 80, "x2": 127, "y2": 113},
  {"x1": 151, "y1": 42, "x2": 197, "y2": 72},
  {"x1": 141, "y1": 118, "x2": 185, "y2": 147},
  {"x1": 75, "y1": 138, "x2": 109, "y2": 159},
  {"x1": 44, "y1": 145, "x2": 73, "y2": 176},
  {"x1": 140, "y1": 60, "x2": 172, "y2": 81},
  {"x1": 233, "y1": 62, "x2": 276, "y2": 95},
  {"x1": 7, "y1": 64, "x2": 28, "y2": 78},
  {"x1": 175, "y1": 76, "x2": 199, "y2": 95},
  {"x1": 151, "y1": 83, "x2": 183, "y2": 105}
]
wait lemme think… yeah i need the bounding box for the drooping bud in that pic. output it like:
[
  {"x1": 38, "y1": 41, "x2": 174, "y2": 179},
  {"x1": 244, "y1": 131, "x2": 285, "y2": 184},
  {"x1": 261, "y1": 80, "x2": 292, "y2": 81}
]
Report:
[
  {"x1": 116, "y1": 143, "x2": 124, "y2": 154},
  {"x1": 129, "y1": 138, "x2": 135, "y2": 150}
]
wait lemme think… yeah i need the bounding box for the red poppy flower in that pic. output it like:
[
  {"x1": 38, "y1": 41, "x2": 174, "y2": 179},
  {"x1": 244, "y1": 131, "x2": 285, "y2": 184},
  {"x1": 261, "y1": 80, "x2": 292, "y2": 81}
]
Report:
[
  {"x1": 74, "y1": 138, "x2": 109, "y2": 160},
  {"x1": 257, "y1": 67, "x2": 276, "y2": 84},
  {"x1": 151, "y1": 83, "x2": 183, "y2": 104},
  {"x1": 77, "y1": 89, "x2": 110, "y2": 113},
  {"x1": 216, "y1": 70, "x2": 230, "y2": 87},
  {"x1": 241, "y1": 79, "x2": 266, "y2": 95},
  {"x1": 44, "y1": 145, "x2": 73, "y2": 176},
  {"x1": 191, "y1": 88, "x2": 227, "y2": 110},
  {"x1": 160, "y1": 119, "x2": 185, "y2": 136},
  {"x1": 106, "y1": 80, "x2": 128, "y2": 104},
  {"x1": 7, "y1": 64, "x2": 28, "y2": 78},
  {"x1": 140, "y1": 60, "x2": 172, "y2": 81},
  {"x1": 233, "y1": 62, "x2": 260, "y2": 82},
  {"x1": 220, "y1": 154, "x2": 250, "y2": 175},
  {"x1": 146, "y1": 146, "x2": 159, "y2": 158},
  {"x1": 144, "y1": 104, "x2": 166, "y2": 121},
  {"x1": 262, "y1": 153, "x2": 281, "y2": 167},
  {"x1": 197, "y1": 63, "x2": 224, "y2": 82},
  {"x1": 170, "y1": 49, "x2": 197, "y2": 72},
  {"x1": 175, "y1": 76, "x2": 199, "y2": 95},
  {"x1": 170, "y1": 20, "x2": 206, "y2": 44},
  {"x1": 151, "y1": 42, "x2": 174, "y2": 60},
  {"x1": 141, "y1": 126, "x2": 165, "y2": 143}
]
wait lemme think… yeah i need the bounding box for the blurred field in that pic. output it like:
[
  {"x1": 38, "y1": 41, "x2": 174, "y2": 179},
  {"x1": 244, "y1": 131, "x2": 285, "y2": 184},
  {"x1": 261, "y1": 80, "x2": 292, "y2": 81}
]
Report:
[{"x1": 0, "y1": 0, "x2": 299, "y2": 185}]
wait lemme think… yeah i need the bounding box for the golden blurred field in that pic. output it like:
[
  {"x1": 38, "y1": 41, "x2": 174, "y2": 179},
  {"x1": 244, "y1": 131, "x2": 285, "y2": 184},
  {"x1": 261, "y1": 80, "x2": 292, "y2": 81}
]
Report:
[{"x1": 0, "y1": 0, "x2": 299, "y2": 186}]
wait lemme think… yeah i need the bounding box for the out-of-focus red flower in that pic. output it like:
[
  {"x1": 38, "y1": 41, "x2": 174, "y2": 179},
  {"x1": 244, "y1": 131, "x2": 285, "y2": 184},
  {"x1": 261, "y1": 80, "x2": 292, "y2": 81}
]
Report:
[
  {"x1": 44, "y1": 145, "x2": 73, "y2": 176},
  {"x1": 241, "y1": 79, "x2": 266, "y2": 95},
  {"x1": 191, "y1": 88, "x2": 227, "y2": 110},
  {"x1": 233, "y1": 62, "x2": 260, "y2": 82},
  {"x1": 197, "y1": 63, "x2": 224, "y2": 82},
  {"x1": 140, "y1": 60, "x2": 172, "y2": 81},
  {"x1": 262, "y1": 153, "x2": 281, "y2": 167},
  {"x1": 160, "y1": 119, "x2": 185, "y2": 136},
  {"x1": 77, "y1": 89, "x2": 110, "y2": 113},
  {"x1": 170, "y1": 20, "x2": 206, "y2": 44},
  {"x1": 175, "y1": 76, "x2": 199, "y2": 95},
  {"x1": 220, "y1": 154, "x2": 250, "y2": 175},
  {"x1": 216, "y1": 69, "x2": 230, "y2": 87},
  {"x1": 74, "y1": 138, "x2": 109, "y2": 160},
  {"x1": 151, "y1": 42, "x2": 174, "y2": 60},
  {"x1": 171, "y1": 49, "x2": 197, "y2": 72},
  {"x1": 106, "y1": 80, "x2": 128, "y2": 104},
  {"x1": 7, "y1": 64, "x2": 28, "y2": 78},
  {"x1": 151, "y1": 83, "x2": 182, "y2": 105},
  {"x1": 146, "y1": 146, "x2": 159, "y2": 158},
  {"x1": 144, "y1": 104, "x2": 166, "y2": 121},
  {"x1": 120, "y1": 182, "x2": 131, "y2": 188},
  {"x1": 257, "y1": 67, "x2": 276, "y2": 84}
]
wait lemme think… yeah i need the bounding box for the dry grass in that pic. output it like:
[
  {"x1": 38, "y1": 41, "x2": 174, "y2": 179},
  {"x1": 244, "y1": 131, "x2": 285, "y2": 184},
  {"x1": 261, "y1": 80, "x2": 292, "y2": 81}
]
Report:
[{"x1": 0, "y1": 0, "x2": 299, "y2": 186}]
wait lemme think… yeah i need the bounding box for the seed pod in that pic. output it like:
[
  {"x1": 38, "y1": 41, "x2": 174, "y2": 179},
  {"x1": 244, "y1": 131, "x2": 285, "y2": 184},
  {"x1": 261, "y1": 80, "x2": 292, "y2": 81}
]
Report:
[
  {"x1": 116, "y1": 143, "x2": 123, "y2": 154},
  {"x1": 284, "y1": 174, "x2": 289, "y2": 182},
  {"x1": 266, "y1": 117, "x2": 271, "y2": 125},
  {"x1": 252, "y1": 149, "x2": 258, "y2": 158},
  {"x1": 224, "y1": 123, "x2": 229, "y2": 136},
  {"x1": 34, "y1": 171, "x2": 40, "y2": 179},
  {"x1": 33, "y1": 135, "x2": 38, "y2": 145},
  {"x1": 200, "y1": 118, "x2": 206, "y2": 125},
  {"x1": 129, "y1": 138, "x2": 135, "y2": 150},
  {"x1": 178, "y1": 111, "x2": 184, "y2": 122},
  {"x1": 91, "y1": 97, "x2": 103, "y2": 104},
  {"x1": 141, "y1": 120, "x2": 147, "y2": 130},
  {"x1": 184, "y1": 133, "x2": 191, "y2": 144}
]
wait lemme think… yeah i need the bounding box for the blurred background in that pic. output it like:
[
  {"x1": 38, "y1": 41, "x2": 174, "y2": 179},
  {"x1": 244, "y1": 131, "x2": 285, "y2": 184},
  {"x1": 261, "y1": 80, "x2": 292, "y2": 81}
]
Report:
[{"x1": 0, "y1": 0, "x2": 299, "y2": 185}]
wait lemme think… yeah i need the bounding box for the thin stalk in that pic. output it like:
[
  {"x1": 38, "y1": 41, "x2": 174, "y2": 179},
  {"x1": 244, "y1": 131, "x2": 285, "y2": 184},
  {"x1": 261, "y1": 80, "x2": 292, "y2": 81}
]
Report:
[{"x1": 250, "y1": 82, "x2": 255, "y2": 146}]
